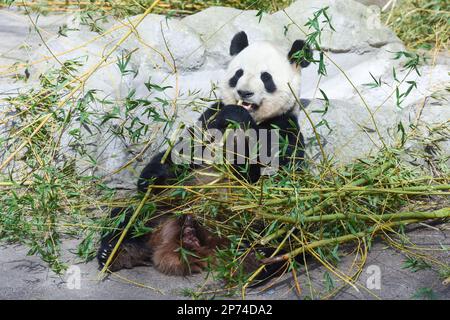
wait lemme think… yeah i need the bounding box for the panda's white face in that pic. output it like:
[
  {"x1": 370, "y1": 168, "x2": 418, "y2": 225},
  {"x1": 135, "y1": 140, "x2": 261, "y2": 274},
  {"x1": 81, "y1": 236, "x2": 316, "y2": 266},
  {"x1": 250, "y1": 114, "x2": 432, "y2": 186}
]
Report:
[{"x1": 220, "y1": 41, "x2": 302, "y2": 124}]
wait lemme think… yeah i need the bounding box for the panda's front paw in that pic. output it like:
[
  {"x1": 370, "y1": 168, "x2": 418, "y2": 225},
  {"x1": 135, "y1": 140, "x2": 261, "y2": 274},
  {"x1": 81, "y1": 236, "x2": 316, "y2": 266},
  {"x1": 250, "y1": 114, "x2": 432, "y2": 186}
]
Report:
[
  {"x1": 138, "y1": 164, "x2": 166, "y2": 192},
  {"x1": 138, "y1": 151, "x2": 173, "y2": 193},
  {"x1": 214, "y1": 105, "x2": 256, "y2": 129},
  {"x1": 97, "y1": 241, "x2": 115, "y2": 270}
]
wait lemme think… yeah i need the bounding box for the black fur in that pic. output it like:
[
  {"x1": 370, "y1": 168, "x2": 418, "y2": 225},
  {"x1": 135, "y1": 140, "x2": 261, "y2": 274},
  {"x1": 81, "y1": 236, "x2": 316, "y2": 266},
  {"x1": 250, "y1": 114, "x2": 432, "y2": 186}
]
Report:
[
  {"x1": 260, "y1": 72, "x2": 277, "y2": 93},
  {"x1": 230, "y1": 31, "x2": 249, "y2": 56},
  {"x1": 98, "y1": 32, "x2": 310, "y2": 284},
  {"x1": 228, "y1": 69, "x2": 244, "y2": 88},
  {"x1": 97, "y1": 207, "x2": 153, "y2": 270},
  {"x1": 138, "y1": 151, "x2": 178, "y2": 193},
  {"x1": 137, "y1": 102, "x2": 263, "y2": 192},
  {"x1": 98, "y1": 103, "x2": 304, "y2": 276},
  {"x1": 259, "y1": 111, "x2": 304, "y2": 169},
  {"x1": 209, "y1": 104, "x2": 255, "y2": 129},
  {"x1": 288, "y1": 39, "x2": 312, "y2": 68},
  {"x1": 208, "y1": 104, "x2": 261, "y2": 183}
]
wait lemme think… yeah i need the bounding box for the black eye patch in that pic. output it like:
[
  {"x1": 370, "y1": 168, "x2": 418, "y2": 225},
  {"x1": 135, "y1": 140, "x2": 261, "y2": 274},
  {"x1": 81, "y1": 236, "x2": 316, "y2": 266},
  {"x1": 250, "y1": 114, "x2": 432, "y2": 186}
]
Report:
[
  {"x1": 228, "y1": 69, "x2": 244, "y2": 88},
  {"x1": 260, "y1": 72, "x2": 276, "y2": 93}
]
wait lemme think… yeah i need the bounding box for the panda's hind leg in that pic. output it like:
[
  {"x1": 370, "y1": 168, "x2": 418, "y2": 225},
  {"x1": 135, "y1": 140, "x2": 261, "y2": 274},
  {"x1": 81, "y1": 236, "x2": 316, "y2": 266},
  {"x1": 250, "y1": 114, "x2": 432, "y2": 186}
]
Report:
[
  {"x1": 98, "y1": 208, "x2": 222, "y2": 275},
  {"x1": 150, "y1": 216, "x2": 217, "y2": 276}
]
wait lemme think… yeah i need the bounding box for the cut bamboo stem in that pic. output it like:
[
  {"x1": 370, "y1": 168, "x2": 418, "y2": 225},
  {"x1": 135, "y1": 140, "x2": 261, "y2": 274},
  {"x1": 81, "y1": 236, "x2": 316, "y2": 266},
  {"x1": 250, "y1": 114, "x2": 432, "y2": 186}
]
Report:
[
  {"x1": 257, "y1": 207, "x2": 450, "y2": 225},
  {"x1": 98, "y1": 186, "x2": 153, "y2": 277},
  {"x1": 261, "y1": 219, "x2": 420, "y2": 265}
]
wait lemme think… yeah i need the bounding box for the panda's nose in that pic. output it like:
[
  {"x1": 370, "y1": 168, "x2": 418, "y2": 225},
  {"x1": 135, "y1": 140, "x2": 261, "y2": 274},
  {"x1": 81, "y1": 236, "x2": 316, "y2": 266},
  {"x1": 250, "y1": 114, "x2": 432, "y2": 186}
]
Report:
[{"x1": 237, "y1": 90, "x2": 254, "y2": 99}]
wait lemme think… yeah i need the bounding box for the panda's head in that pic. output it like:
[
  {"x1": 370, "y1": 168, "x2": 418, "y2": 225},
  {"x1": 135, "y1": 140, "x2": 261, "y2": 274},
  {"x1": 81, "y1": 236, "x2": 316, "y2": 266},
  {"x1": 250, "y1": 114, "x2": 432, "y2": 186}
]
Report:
[{"x1": 219, "y1": 31, "x2": 312, "y2": 124}]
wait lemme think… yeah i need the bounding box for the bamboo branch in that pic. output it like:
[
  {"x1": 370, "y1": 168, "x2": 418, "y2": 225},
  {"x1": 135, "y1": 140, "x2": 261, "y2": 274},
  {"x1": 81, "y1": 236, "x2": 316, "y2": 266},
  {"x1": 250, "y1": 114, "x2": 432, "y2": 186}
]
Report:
[
  {"x1": 261, "y1": 219, "x2": 421, "y2": 265},
  {"x1": 256, "y1": 207, "x2": 450, "y2": 225}
]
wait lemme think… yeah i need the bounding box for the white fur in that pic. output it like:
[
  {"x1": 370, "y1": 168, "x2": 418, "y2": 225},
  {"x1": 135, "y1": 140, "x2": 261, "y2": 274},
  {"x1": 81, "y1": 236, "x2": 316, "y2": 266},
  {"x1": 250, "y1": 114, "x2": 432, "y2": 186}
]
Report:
[{"x1": 219, "y1": 41, "x2": 302, "y2": 124}]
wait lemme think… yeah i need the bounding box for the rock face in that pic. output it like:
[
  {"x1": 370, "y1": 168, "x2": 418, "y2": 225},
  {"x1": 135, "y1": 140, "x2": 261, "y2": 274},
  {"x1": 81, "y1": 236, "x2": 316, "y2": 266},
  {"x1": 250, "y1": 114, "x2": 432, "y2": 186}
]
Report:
[
  {"x1": 274, "y1": 0, "x2": 400, "y2": 53},
  {"x1": 1, "y1": 0, "x2": 448, "y2": 188},
  {"x1": 355, "y1": 0, "x2": 390, "y2": 8}
]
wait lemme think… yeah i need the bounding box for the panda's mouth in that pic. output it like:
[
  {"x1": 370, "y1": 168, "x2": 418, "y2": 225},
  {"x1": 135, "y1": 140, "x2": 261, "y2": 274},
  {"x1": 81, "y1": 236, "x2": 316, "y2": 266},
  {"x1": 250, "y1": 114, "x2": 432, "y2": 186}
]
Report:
[{"x1": 237, "y1": 100, "x2": 259, "y2": 111}]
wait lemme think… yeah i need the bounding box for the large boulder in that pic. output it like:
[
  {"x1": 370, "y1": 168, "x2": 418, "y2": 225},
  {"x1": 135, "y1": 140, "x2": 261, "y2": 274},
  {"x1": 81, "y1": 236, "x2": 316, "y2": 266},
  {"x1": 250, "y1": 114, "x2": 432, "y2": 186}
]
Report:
[
  {"x1": 355, "y1": 0, "x2": 391, "y2": 8},
  {"x1": 273, "y1": 0, "x2": 401, "y2": 53},
  {"x1": 1, "y1": 0, "x2": 448, "y2": 188}
]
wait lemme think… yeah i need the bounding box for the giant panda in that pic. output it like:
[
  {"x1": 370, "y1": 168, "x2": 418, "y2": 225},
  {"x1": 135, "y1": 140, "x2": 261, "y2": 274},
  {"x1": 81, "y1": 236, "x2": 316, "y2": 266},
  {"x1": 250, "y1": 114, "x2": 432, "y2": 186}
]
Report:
[{"x1": 97, "y1": 31, "x2": 312, "y2": 277}]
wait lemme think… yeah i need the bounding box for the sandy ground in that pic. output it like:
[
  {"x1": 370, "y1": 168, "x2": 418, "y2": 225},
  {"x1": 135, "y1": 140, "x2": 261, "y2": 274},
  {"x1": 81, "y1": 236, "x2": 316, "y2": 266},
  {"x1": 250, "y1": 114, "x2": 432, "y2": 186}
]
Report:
[{"x1": 1, "y1": 222, "x2": 449, "y2": 300}]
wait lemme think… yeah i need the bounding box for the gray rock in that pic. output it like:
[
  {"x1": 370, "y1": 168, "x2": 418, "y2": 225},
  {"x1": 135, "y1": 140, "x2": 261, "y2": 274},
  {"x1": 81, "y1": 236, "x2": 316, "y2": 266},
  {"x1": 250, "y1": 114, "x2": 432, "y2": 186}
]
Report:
[
  {"x1": 183, "y1": 7, "x2": 286, "y2": 68},
  {"x1": 399, "y1": 89, "x2": 450, "y2": 170},
  {"x1": 355, "y1": 0, "x2": 391, "y2": 8},
  {"x1": 301, "y1": 42, "x2": 406, "y2": 99},
  {"x1": 123, "y1": 14, "x2": 206, "y2": 73},
  {"x1": 1, "y1": 0, "x2": 448, "y2": 188},
  {"x1": 300, "y1": 99, "x2": 395, "y2": 165},
  {"x1": 300, "y1": 67, "x2": 450, "y2": 167},
  {"x1": 274, "y1": 0, "x2": 401, "y2": 53}
]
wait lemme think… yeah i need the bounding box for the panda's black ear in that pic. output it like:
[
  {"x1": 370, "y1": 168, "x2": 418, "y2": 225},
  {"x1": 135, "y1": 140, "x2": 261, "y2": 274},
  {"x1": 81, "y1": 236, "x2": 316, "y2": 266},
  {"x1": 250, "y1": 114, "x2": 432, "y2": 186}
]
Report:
[
  {"x1": 230, "y1": 31, "x2": 249, "y2": 56},
  {"x1": 288, "y1": 40, "x2": 312, "y2": 68}
]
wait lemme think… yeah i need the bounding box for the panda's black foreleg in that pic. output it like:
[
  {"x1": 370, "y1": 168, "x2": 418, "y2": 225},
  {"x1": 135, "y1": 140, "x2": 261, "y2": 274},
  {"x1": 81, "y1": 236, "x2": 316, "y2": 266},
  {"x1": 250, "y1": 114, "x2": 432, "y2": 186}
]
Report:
[
  {"x1": 212, "y1": 105, "x2": 262, "y2": 183},
  {"x1": 98, "y1": 234, "x2": 153, "y2": 272},
  {"x1": 97, "y1": 207, "x2": 153, "y2": 272},
  {"x1": 137, "y1": 150, "x2": 179, "y2": 194},
  {"x1": 210, "y1": 104, "x2": 257, "y2": 130}
]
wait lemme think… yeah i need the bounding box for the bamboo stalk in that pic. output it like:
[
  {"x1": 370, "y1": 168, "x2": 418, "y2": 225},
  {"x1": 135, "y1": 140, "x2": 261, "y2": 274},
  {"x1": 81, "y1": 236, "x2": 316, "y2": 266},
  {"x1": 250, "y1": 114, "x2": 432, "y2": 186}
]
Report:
[
  {"x1": 233, "y1": 184, "x2": 450, "y2": 211},
  {"x1": 302, "y1": 162, "x2": 396, "y2": 217},
  {"x1": 98, "y1": 186, "x2": 153, "y2": 277},
  {"x1": 256, "y1": 207, "x2": 450, "y2": 225},
  {"x1": 257, "y1": 162, "x2": 396, "y2": 244},
  {"x1": 2, "y1": 180, "x2": 447, "y2": 194},
  {"x1": 261, "y1": 219, "x2": 420, "y2": 265}
]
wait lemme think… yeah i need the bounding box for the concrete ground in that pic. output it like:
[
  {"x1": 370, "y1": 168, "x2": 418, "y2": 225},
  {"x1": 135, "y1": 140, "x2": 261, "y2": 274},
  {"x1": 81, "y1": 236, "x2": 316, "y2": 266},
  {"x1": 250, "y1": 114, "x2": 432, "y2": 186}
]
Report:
[{"x1": 1, "y1": 222, "x2": 449, "y2": 300}]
